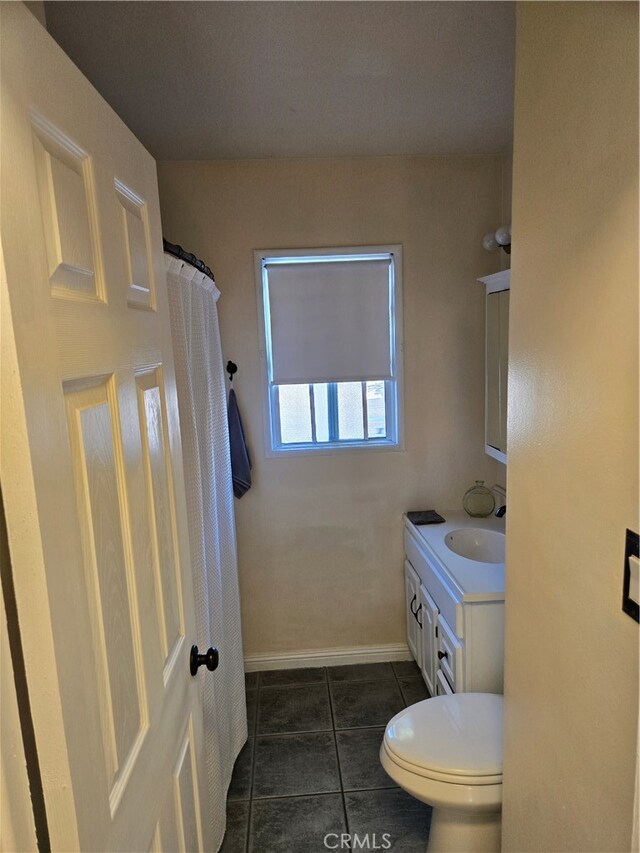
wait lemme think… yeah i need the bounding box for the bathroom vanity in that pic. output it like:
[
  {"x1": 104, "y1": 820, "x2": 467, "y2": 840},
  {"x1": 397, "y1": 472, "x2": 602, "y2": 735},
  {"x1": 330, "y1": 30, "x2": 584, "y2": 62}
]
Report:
[{"x1": 404, "y1": 512, "x2": 505, "y2": 696}]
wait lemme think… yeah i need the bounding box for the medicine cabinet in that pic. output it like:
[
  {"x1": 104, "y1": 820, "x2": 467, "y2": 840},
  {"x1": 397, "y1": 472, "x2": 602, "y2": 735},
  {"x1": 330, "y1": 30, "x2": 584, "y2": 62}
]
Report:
[{"x1": 478, "y1": 269, "x2": 510, "y2": 464}]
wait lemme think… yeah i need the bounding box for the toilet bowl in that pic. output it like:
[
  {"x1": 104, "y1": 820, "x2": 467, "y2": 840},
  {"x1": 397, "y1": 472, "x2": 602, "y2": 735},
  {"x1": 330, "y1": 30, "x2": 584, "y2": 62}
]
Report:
[{"x1": 380, "y1": 693, "x2": 503, "y2": 853}]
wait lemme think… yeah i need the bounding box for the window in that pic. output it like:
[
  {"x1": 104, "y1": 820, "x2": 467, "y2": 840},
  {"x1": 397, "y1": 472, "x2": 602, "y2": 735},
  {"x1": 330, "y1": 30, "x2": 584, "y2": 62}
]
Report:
[{"x1": 255, "y1": 245, "x2": 403, "y2": 454}]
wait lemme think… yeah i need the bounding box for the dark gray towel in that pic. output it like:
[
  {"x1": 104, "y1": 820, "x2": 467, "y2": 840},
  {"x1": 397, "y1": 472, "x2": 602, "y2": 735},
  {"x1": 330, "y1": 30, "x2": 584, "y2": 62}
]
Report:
[
  {"x1": 228, "y1": 389, "x2": 252, "y2": 498},
  {"x1": 407, "y1": 510, "x2": 445, "y2": 525}
]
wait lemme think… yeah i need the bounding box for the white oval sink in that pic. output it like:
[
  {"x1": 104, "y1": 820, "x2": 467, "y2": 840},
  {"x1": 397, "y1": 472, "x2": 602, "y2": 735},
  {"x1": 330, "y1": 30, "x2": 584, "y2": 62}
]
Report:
[{"x1": 444, "y1": 528, "x2": 505, "y2": 563}]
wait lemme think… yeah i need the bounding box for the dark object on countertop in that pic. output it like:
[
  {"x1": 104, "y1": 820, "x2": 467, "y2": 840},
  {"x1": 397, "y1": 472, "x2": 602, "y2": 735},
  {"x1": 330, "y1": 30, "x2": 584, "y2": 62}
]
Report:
[
  {"x1": 228, "y1": 389, "x2": 252, "y2": 498},
  {"x1": 407, "y1": 510, "x2": 446, "y2": 525},
  {"x1": 495, "y1": 505, "x2": 506, "y2": 518}
]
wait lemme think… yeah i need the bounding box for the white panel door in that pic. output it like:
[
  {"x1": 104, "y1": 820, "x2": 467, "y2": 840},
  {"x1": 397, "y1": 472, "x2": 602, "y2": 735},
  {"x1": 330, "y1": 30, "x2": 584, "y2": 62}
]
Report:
[
  {"x1": 0, "y1": 6, "x2": 212, "y2": 851},
  {"x1": 0, "y1": 556, "x2": 38, "y2": 853}
]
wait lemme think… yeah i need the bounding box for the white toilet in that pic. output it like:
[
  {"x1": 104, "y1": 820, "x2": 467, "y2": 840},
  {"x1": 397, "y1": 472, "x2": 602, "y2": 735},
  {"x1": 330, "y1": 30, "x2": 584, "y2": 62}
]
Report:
[{"x1": 380, "y1": 693, "x2": 503, "y2": 853}]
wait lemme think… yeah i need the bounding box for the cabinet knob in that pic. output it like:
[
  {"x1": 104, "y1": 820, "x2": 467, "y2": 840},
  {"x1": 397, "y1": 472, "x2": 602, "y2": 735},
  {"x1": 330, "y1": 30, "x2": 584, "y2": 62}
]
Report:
[{"x1": 437, "y1": 650, "x2": 448, "y2": 660}]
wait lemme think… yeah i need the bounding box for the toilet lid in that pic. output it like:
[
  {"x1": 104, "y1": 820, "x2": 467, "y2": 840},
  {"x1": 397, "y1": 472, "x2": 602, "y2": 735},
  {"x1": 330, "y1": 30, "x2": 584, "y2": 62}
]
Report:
[{"x1": 384, "y1": 693, "x2": 503, "y2": 779}]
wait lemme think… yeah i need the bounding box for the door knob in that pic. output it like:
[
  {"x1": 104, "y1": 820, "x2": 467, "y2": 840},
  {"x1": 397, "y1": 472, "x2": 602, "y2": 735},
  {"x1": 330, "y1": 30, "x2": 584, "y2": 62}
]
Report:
[
  {"x1": 437, "y1": 650, "x2": 448, "y2": 660},
  {"x1": 190, "y1": 645, "x2": 219, "y2": 676}
]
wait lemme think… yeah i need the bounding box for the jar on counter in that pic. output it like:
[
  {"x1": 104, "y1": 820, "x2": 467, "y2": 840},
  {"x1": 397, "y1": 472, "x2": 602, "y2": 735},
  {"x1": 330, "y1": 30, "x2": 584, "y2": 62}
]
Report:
[{"x1": 462, "y1": 480, "x2": 495, "y2": 518}]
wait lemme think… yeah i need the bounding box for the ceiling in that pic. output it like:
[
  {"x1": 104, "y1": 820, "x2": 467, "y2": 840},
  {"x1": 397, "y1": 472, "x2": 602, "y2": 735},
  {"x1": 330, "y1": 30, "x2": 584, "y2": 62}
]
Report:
[{"x1": 44, "y1": 1, "x2": 515, "y2": 161}]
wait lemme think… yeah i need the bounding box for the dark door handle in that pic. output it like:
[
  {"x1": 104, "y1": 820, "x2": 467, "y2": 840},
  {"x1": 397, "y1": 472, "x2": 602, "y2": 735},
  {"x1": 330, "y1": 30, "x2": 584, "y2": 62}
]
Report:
[
  {"x1": 438, "y1": 650, "x2": 448, "y2": 660},
  {"x1": 190, "y1": 645, "x2": 219, "y2": 676}
]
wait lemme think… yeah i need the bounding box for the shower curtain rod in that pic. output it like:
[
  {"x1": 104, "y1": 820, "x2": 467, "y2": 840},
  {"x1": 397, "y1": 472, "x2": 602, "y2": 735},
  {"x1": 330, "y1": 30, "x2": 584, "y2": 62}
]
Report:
[{"x1": 163, "y1": 238, "x2": 214, "y2": 281}]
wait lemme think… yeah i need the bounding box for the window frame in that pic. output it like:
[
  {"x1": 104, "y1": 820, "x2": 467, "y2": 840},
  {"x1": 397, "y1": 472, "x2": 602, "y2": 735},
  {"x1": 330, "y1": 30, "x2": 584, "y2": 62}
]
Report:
[{"x1": 254, "y1": 245, "x2": 404, "y2": 457}]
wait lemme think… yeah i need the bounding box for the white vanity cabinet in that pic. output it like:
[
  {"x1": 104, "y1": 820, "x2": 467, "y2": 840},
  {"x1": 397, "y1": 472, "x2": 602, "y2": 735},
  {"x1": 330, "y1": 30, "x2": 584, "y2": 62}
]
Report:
[{"x1": 403, "y1": 513, "x2": 505, "y2": 695}]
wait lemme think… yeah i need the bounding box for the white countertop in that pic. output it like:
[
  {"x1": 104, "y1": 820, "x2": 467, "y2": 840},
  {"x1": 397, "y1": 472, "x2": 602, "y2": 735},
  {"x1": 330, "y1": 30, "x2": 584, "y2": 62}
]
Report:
[{"x1": 405, "y1": 510, "x2": 506, "y2": 601}]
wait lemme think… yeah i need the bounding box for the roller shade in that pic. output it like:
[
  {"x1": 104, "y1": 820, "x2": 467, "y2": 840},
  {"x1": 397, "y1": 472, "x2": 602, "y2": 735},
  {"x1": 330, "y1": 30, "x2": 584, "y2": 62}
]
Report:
[{"x1": 265, "y1": 258, "x2": 393, "y2": 385}]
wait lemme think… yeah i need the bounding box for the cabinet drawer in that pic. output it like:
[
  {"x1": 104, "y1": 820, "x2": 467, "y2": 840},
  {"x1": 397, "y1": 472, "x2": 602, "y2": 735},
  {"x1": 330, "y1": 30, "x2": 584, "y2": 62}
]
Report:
[
  {"x1": 437, "y1": 616, "x2": 464, "y2": 692},
  {"x1": 436, "y1": 669, "x2": 454, "y2": 695}
]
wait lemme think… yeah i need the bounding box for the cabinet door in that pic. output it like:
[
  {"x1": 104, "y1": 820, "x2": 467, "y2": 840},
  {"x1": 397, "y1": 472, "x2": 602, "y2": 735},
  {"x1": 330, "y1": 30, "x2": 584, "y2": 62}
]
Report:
[
  {"x1": 404, "y1": 561, "x2": 421, "y2": 667},
  {"x1": 499, "y1": 290, "x2": 509, "y2": 454},
  {"x1": 485, "y1": 287, "x2": 509, "y2": 461},
  {"x1": 436, "y1": 670, "x2": 454, "y2": 696},
  {"x1": 486, "y1": 291, "x2": 502, "y2": 452},
  {"x1": 437, "y1": 615, "x2": 464, "y2": 693},
  {"x1": 418, "y1": 585, "x2": 438, "y2": 697}
]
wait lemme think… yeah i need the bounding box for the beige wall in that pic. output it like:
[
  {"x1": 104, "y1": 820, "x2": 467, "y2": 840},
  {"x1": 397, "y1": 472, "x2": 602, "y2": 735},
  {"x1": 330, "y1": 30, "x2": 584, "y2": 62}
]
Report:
[
  {"x1": 499, "y1": 153, "x2": 513, "y2": 278},
  {"x1": 503, "y1": 4, "x2": 638, "y2": 852},
  {"x1": 24, "y1": 2, "x2": 45, "y2": 29},
  {"x1": 158, "y1": 155, "x2": 504, "y2": 655},
  {"x1": 501, "y1": 153, "x2": 513, "y2": 227}
]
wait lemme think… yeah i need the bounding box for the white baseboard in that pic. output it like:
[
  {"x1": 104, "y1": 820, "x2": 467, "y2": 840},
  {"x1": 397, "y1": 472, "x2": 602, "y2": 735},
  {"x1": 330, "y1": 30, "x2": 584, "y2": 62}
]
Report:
[{"x1": 244, "y1": 643, "x2": 412, "y2": 672}]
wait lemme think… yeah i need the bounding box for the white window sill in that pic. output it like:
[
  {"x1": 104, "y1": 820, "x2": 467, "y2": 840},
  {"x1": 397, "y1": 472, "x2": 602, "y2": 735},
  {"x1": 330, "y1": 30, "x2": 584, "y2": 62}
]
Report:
[{"x1": 265, "y1": 438, "x2": 405, "y2": 459}]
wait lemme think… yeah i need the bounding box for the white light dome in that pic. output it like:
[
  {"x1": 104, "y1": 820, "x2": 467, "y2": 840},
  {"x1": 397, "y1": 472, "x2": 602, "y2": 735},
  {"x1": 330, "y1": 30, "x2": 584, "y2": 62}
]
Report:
[
  {"x1": 482, "y1": 232, "x2": 499, "y2": 251},
  {"x1": 495, "y1": 225, "x2": 511, "y2": 246}
]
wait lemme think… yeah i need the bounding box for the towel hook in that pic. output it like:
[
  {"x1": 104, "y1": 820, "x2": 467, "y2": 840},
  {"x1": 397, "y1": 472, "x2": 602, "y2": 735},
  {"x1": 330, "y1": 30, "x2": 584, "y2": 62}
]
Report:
[{"x1": 226, "y1": 360, "x2": 238, "y2": 382}]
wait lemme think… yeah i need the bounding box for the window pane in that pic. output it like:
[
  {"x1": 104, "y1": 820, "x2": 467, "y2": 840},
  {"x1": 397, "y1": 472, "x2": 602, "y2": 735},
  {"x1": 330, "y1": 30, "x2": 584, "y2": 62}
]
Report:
[
  {"x1": 313, "y1": 384, "x2": 330, "y2": 442},
  {"x1": 278, "y1": 384, "x2": 312, "y2": 444},
  {"x1": 366, "y1": 381, "x2": 387, "y2": 438},
  {"x1": 337, "y1": 382, "x2": 364, "y2": 440}
]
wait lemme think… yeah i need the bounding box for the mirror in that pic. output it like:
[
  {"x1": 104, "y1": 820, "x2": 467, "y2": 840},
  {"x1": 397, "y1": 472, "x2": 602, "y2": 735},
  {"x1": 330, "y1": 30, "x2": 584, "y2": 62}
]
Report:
[{"x1": 479, "y1": 271, "x2": 509, "y2": 463}]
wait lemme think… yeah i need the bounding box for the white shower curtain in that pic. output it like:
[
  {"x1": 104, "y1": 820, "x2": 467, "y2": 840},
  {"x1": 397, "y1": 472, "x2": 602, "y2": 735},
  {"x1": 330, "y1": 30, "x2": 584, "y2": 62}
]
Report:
[{"x1": 165, "y1": 255, "x2": 247, "y2": 851}]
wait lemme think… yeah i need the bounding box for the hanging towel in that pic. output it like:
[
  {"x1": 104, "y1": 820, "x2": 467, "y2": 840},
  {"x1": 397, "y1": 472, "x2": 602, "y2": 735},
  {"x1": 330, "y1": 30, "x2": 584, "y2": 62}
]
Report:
[{"x1": 228, "y1": 388, "x2": 252, "y2": 498}]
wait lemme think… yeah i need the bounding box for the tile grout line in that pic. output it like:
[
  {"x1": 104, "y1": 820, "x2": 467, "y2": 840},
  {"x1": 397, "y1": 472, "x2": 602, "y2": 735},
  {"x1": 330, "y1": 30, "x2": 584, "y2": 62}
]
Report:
[
  {"x1": 259, "y1": 679, "x2": 328, "y2": 691},
  {"x1": 326, "y1": 672, "x2": 352, "y2": 851},
  {"x1": 249, "y1": 784, "x2": 398, "y2": 803},
  {"x1": 245, "y1": 672, "x2": 261, "y2": 853},
  {"x1": 391, "y1": 663, "x2": 408, "y2": 707},
  {"x1": 252, "y1": 726, "x2": 335, "y2": 738}
]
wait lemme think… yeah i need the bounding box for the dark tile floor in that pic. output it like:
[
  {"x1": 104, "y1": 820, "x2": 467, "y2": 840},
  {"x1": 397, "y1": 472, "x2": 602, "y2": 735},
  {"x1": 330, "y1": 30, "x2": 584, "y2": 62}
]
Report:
[{"x1": 221, "y1": 661, "x2": 431, "y2": 853}]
